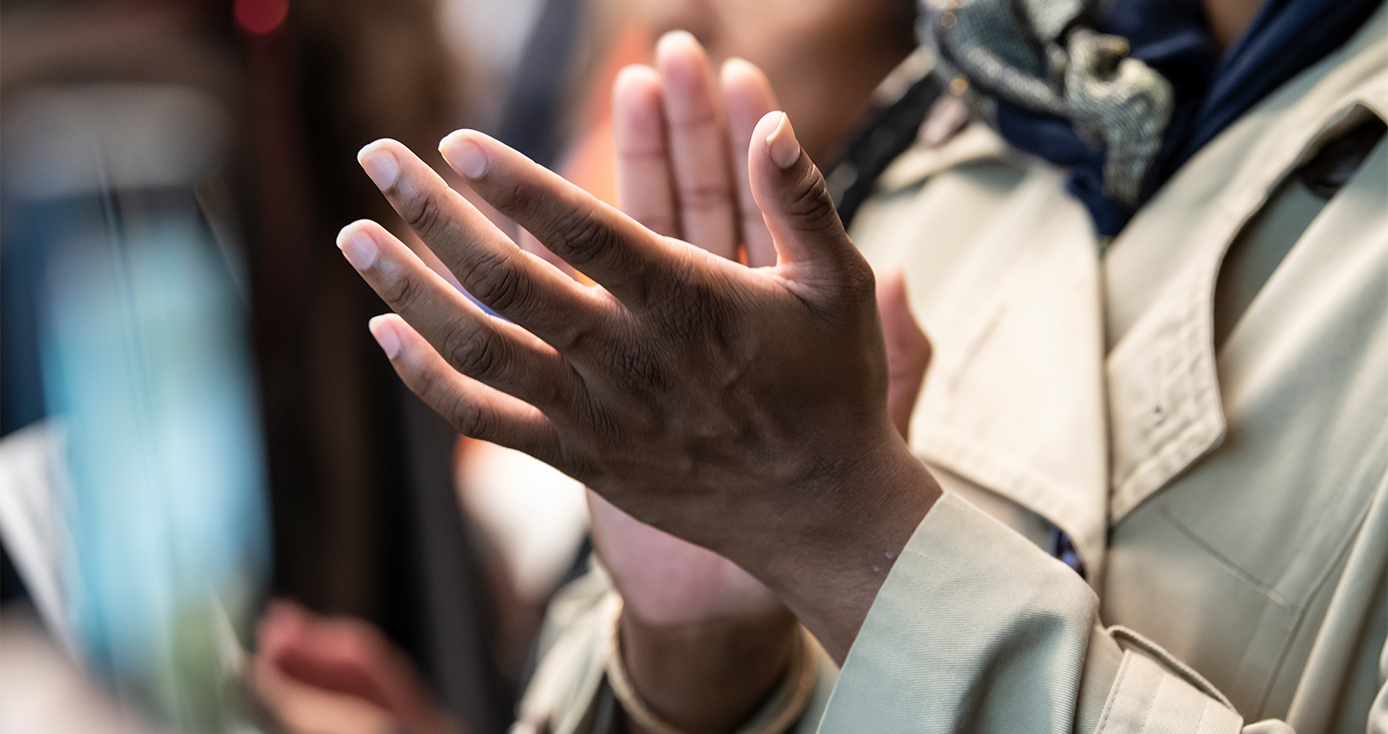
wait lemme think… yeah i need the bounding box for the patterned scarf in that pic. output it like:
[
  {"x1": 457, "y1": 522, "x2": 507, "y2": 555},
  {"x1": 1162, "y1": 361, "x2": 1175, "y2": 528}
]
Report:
[{"x1": 920, "y1": 0, "x2": 1384, "y2": 236}]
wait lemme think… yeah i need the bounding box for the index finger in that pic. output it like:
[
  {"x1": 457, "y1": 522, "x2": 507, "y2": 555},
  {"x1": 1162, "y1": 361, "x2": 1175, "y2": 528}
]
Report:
[
  {"x1": 357, "y1": 139, "x2": 614, "y2": 350},
  {"x1": 656, "y1": 31, "x2": 738, "y2": 261}
]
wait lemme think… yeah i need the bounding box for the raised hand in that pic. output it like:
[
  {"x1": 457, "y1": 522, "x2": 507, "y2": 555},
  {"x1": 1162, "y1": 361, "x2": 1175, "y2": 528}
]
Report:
[
  {"x1": 596, "y1": 34, "x2": 784, "y2": 625},
  {"x1": 591, "y1": 36, "x2": 799, "y2": 732},
  {"x1": 584, "y1": 34, "x2": 931, "y2": 733},
  {"x1": 339, "y1": 74, "x2": 941, "y2": 664}
]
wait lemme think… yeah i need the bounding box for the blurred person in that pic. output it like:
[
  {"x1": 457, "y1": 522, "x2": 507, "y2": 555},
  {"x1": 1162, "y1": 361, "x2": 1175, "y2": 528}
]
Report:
[
  {"x1": 339, "y1": 0, "x2": 1387, "y2": 731},
  {"x1": 0, "y1": 2, "x2": 545, "y2": 732},
  {"x1": 1, "y1": 2, "x2": 273, "y2": 730}
]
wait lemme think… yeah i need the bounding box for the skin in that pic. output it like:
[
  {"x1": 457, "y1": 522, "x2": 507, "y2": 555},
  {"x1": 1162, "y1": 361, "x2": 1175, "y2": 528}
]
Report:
[
  {"x1": 254, "y1": 601, "x2": 464, "y2": 734},
  {"x1": 596, "y1": 34, "x2": 930, "y2": 733},
  {"x1": 1204, "y1": 0, "x2": 1265, "y2": 51},
  {"x1": 339, "y1": 83, "x2": 943, "y2": 671},
  {"x1": 596, "y1": 41, "x2": 799, "y2": 731},
  {"x1": 645, "y1": 0, "x2": 919, "y2": 164}
]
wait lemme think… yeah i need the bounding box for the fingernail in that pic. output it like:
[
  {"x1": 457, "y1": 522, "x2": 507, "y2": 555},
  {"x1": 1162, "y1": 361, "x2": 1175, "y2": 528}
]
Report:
[
  {"x1": 337, "y1": 225, "x2": 378, "y2": 269},
  {"x1": 440, "y1": 131, "x2": 488, "y2": 178},
  {"x1": 369, "y1": 315, "x2": 400, "y2": 359},
  {"x1": 358, "y1": 142, "x2": 399, "y2": 190},
  {"x1": 766, "y1": 112, "x2": 800, "y2": 169}
]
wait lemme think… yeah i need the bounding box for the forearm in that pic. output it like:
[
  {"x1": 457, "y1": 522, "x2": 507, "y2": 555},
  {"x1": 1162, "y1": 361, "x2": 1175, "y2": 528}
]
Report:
[
  {"x1": 619, "y1": 610, "x2": 799, "y2": 734},
  {"x1": 609, "y1": 436, "x2": 937, "y2": 731}
]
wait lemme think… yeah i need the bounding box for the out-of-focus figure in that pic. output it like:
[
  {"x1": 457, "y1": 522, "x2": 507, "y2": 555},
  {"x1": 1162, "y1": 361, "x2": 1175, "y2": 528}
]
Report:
[{"x1": 0, "y1": 1, "x2": 270, "y2": 730}]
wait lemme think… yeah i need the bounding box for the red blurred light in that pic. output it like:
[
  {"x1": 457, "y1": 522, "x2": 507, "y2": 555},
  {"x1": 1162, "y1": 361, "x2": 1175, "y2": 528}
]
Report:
[{"x1": 235, "y1": 0, "x2": 289, "y2": 35}]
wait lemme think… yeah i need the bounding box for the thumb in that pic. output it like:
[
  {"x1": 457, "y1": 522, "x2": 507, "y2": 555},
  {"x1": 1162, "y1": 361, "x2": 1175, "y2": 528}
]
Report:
[
  {"x1": 876, "y1": 269, "x2": 931, "y2": 440},
  {"x1": 747, "y1": 111, "x2": 859, "y2": 275}
]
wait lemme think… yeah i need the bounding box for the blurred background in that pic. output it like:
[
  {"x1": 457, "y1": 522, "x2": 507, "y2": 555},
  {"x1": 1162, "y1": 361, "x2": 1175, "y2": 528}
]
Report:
[{"x1": 0, "y1": 0, "x2": 919, "y2": 731}]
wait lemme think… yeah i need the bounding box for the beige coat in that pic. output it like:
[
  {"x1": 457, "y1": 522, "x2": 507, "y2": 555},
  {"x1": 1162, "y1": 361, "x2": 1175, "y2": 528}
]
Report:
[{"x1": 513, "y1": 7, "x2": 1388, "y2": 733}]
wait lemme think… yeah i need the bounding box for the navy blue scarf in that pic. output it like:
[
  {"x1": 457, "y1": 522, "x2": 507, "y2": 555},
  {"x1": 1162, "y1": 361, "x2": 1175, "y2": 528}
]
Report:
[{"x1": 993, "y1": 0, "x2": 1382, "y2": 236}]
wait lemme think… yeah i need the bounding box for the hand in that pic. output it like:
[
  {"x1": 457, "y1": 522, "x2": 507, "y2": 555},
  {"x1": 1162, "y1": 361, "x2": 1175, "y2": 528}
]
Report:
[
  {"x1": 585, "y1": 34, "x2": 932, "y2": 734},
  {"x1": 596, "y1": 33, "x2": 786, "y2": 624},
  {"x1": 253, "y1": 600, "x2": 463, "y2": 734},
  {"x1": 339, "y1": 82, "x2": 941, "y2": 664},
  {"x1": 591, "y1": 36, "x2": 795, "y2": 733}
]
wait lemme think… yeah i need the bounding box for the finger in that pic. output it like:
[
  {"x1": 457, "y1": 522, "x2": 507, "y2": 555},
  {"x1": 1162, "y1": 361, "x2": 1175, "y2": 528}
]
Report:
[
  {"x1": 256, "y1": 599, "x2": 309, "y2": 662},
  {"x1": 356, "y1": 138, "x2": 610, "y2": 346},
  {"x1": 368, "y1": 314, "x2": 568, "y2": 467},
  {"x1": 339, "y1": 220, "x2": 580, "y2": 410},
  {"x1": 720, "y1": 58, "x2": 779, "y2": 267},
  {"x1": 876, "y1": 270, "x2": 931, "y2": 439},
  {"x1": 438, "y1": 129, "x2": 685, "y2": 306},
  {"x1": 518, "y1": 227, "x2": 583, "y2": 282},
  {"x1": 656, "y1": 30, "x2": 738, "y2": 260},
  {"x1": 613, "y1": 65, "x2": 680, "y2": 238},
  {"x1": 747, "y1": 111, "x2": 863, "y2": 279},
  {"x1": 259, "y1": 604, "x2": 454, "y2": 734}
]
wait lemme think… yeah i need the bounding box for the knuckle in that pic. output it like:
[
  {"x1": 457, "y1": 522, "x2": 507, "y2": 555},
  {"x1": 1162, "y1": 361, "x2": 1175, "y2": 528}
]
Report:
[
  {"x1": 491, "y1": 180, "x2": 537, "y2": 217},
  {"x1": 448, "y1": 394, "x2": 488, "y2": 438},
  {"x1": 403, "y1": 190, "x2": 447, "y2": 241},
  {"x1": 642, "y1": 251, "x2": 729, "y2": 339},
  {"x1": 339, "y1": 632, "x2": 381, "y2": 665},
  {"x1": 380, "y1": 270, "x2": 421, "y2": 311},
  {"x1": 659, "y1": 283, "x2": 719, "y2": 338},
  {"x1": 446, "y1": 385, "x2": 491, "y2": 438},
  {"x1": 548, "y1": 207, "x2": 617, "y2": 268},
  {"x1": 442, "y1": 326, "x2": 501, "y2": 379},
  {"x1": 468, "y1": 250, "x2": 527, "y2": 313},
  {"x1": 551, "y1": 317, "x2": 599, "y2": 355},
  {"x1": 670, "y1": 108, "x2": 719, "y2": 131},
  {"x1": 784, "y1": 165, "x2": 841, "y2": 234}
]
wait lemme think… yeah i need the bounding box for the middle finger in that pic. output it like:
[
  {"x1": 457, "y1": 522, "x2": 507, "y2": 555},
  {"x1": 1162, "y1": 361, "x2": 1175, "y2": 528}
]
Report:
[
  {"x1": 656, "y1": 31, "x2": 738, "y2": 261},
  {"x1": 356, "y1": 138, "x2": 616, "y2": 351}
]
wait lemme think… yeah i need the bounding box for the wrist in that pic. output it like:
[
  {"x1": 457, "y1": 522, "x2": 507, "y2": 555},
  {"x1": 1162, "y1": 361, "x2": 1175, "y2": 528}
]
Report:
[
  {"x1": 760, "y1": 431, "x2": 941, "y2": 664},
  {"x1": 618, "y1": 606, "x2": 799, "y2": 734}
]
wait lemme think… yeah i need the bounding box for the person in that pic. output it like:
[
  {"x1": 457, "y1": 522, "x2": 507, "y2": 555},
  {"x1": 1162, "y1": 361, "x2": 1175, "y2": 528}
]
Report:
[{"x1": 338, "y1": 0, "x2": 1387, "y2": 731}]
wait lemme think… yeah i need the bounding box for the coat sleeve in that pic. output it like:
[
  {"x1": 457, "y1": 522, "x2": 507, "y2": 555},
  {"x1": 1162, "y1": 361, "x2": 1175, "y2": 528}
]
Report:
[
  {"x1": 816, "y1": 491, "x2": 1386, "y2": 734},
  {"x1": 510, "y1": 562, "x2": 840, "y2": 734}
]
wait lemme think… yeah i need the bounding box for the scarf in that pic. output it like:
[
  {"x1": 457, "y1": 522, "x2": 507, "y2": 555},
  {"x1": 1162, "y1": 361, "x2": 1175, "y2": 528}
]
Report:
[{"x1": 920, "y1": 0, "x2": 1383, "y2": 236}]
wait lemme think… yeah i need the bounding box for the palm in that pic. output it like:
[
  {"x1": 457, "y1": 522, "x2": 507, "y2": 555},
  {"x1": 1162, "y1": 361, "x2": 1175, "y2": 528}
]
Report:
[{"x1": 589, "y1": 491, "x2": 782, "y2": 623}]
